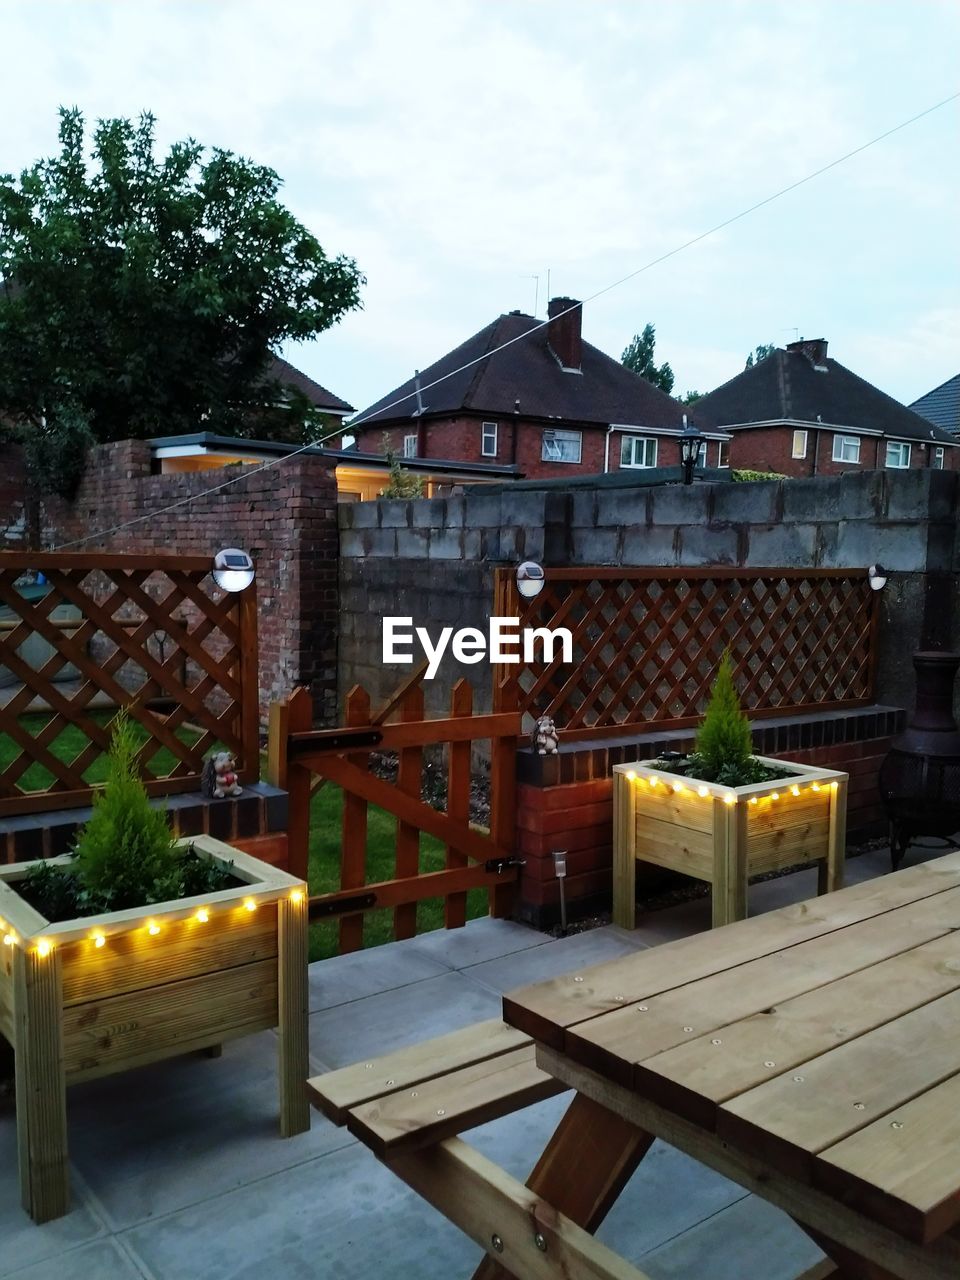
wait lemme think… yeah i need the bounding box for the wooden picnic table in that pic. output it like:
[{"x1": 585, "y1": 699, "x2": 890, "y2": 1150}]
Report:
[{"x1": 499, "y1": 850, "x2": 960, "y2": 1279}]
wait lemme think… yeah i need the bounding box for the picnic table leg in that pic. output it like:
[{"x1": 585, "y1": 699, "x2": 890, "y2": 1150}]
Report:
[{"x1": 469, "y1": 1092, "x2": 654, "y2": 1280}]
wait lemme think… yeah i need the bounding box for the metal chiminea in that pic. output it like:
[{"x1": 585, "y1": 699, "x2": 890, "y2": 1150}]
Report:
[{"x1": 879, "y1": 651, "x2": 960, "y2": 871}]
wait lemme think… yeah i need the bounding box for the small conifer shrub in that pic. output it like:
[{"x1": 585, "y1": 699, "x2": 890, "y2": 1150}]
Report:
[
  {"x1": 693, "y1": 652, "x2": 753, "y2": 777},
  {"x1": 18, "y1": 711, "x2": 233, "y2": 921}
]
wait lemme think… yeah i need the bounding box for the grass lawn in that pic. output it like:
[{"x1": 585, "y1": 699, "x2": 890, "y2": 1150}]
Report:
[
  {"x1": 0, "y1": 711, "x2": 207, "y2": 791},
  {"x1": 307, "y1": 780, "x2": 490, "y2": 962}
]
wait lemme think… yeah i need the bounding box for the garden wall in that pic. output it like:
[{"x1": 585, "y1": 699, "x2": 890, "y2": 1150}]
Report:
[{"x1": 0, "y1": 440, "x2": 339, "y2": 724}]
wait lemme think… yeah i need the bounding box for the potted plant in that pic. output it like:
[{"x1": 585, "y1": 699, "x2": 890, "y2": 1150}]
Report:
[
  {"x1": 612, "y1": 655, "x2": 848, "y2": 930},
  {"x1": 0, "y1": 714, "x2": 309, "y2": 1224}
]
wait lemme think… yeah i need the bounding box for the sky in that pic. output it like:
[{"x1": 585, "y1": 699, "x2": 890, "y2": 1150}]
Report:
[{"x1": 1, "y1": 0, "x2": 958, "y2": 418}]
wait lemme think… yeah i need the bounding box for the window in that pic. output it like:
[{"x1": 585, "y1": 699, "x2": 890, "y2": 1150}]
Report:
[
  {"x1": 481, "y1": 421, "x2": 497, "y2": 458},
  {"x1": 542, "y1": 428, "x2": 582, "y2": 464},
  {"x1": 792, "y1": 430, "x2": 808, "y2": 460},
  {"x1": 832, "y1": 434, "x2": 860, "y2": 464},
  {"x1": 718, "y1": 440, "x2": 730, "y2": 468},
  {"x1": 696, "y1": 442, "x2": 707, "y2": 469},
  {"x1": 620, "y1": 436, "x2": 657, "y2": 468},
  {"x1": 933, "y1": 446, "x2": 945, "y2": 470},
  {"x1": 885, "y1": 441, "x2": 911, "y2": 469},
  {"x1": 403, "y1": 434, "x2": 417, "y2": 458}
]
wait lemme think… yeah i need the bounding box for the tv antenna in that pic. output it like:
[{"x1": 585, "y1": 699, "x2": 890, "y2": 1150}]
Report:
[{"x1": 522, "y1": 275, "x2": 540, "y2": 316}]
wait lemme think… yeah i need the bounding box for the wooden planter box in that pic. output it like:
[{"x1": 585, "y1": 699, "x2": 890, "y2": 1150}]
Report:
[
  {"x1": 0, "y1": 835, "x2": 309, "y2": 1223},
  {"x1": 612, "y1": 757, "x2": 849, "y2": 931}
]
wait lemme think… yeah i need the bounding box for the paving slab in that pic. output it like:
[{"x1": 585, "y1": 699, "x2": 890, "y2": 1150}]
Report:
[
  {"x1": 465, "y1": 924, "x2": 649, "y2": 994},
  {"x1": 307, "y1": 940, "x2": 450, "y2": 1012},
  {"x1": 66, "y1": 1032, "x2": 355, "y2": 1230},
  {"x1": 310, "y1": 969, "x2": 502, "y2": 1067},
  {"x1": 121, "y1": 1141, "x2": 482, "y2": 1280},
  {"x1": 0, "y1": 1121, "x2": 107, "y2": 1277},
  {"x1": 406, "y1": 916, "x2": 550, "y2": 970},
  {"x1": 7, "y1": 1239, "x2": 146, "y2": 1280},
  {"x1": 635, "y1": 1189, "x2": 824, "y2": 1279}
]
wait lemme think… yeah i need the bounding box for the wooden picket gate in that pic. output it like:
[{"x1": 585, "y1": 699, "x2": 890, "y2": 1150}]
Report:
[{"x1": 268, "y1": 667, "x2": 521, "y2": 954}]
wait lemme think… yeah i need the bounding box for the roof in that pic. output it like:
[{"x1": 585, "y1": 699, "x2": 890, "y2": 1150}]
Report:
[
  {"x1": 266, "y1": 355, "x2": 353, "y2": 414},
  {"x1": 147, "y1": 431, "x2": 518, "y2": 477},
  {"x1": 909, "y1": 374, "x2": 960, "y2": 437},
  {"x1": 354, "y1": 311, "x2": 712, "y2": 431},
  {"x1": 696, "y1": 347, "x2": 959, "y2": 446}
]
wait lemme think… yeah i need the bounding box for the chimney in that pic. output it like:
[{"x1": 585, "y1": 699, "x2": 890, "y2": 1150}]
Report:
[
  {"x1": 547, "y1": 297, "x2": 582, "y2": 372},
  {"x1": 786, "y1": 337, "x2": 829, "y2": 370}
]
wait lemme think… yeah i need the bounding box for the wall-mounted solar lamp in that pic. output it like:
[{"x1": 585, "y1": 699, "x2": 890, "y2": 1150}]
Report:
[
  {"x1": 213, "y1": 548, "x2": 255, "y2": 593},
  {"x1": 678, "y1": 415, "x2": 705, "y2": 486},
  {"x1": 868, "y1": 564, "x2": 888, "y2": 592},
  {"x1": 516, "y1": 561, "x2": 545, "y2": 600},
  {"x1": 553, "y1": 849, "x2": 568, "y2": 935}
]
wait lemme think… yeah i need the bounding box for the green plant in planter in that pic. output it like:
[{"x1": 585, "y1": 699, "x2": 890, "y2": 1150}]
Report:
[
  {"x1": 19, "y1": 710, "x2": 233, "y2": 921},
  {"x1": 693, "y1": 652, "x2": 753, "y2": 778}
]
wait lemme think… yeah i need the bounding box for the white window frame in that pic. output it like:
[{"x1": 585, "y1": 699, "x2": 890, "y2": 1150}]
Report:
[
  {"x1": 696, "y1": 441, "x2": 707, "y2": 470},
  {"x1": 832, "y1": 434, "x2": 861, "y2": 464},
  {"x1": 717, "y1": 440, "x2": 730, "y2": 468},
  {"x1": 481, "y1": 421, "x2": 497, "y2": 458},
  {"x1": 620, "y1": 435, "x2": 658, "y2": 469},
  {"x1": 933, "y1": 445, "x2": 945, "y2": 470},
  {"x1": 402, "y1": 434, "x2": 418, "y2": 458},
  {"x1": 542, "y1": 428, "x2": 582, "y2": 464},
  {"x1": 884, "y1": 440, "x2": 911, "y2": 469},
  {"x1": 792, "y1": 429, "x2": 808, "y2": 460}
]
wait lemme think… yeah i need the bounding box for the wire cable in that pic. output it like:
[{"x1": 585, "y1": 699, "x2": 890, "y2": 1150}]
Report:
[{"x1": 51, "y1": 88, "x2": 960, "y2": 552}]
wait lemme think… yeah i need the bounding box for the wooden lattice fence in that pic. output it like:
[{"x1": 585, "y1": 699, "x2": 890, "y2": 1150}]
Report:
[
  {"x1": 0, "y1": 552, "x2": 259, "y2": 814},
  {"x1": 493, "y1": 567, "x2": 878, "y2": 741}
]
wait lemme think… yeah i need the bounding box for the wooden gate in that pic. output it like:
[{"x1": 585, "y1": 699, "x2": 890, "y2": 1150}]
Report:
[{"x1": 269, "y1": 667, "x2": 521, "y2": 954}]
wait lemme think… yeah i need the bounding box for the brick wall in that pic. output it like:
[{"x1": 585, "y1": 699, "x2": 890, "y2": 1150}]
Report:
[
  {"x1": 0, "y1": 440, "x2": 340, "y2": 724},
  {"x1": 730, "y1": 425, "x2": 958, "y2": 477}
]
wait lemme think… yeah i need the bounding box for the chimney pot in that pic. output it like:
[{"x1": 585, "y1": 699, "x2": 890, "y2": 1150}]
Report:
[{"x1": 547, "y1": 296, "x2": 582, "y2": 372}]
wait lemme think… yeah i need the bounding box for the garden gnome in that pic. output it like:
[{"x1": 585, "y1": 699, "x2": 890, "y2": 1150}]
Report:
[
  {"x1": 531, "y1": 715, "x2": 559, "y2": 755},
  {"x1": 201, "y1": 751, "x2": 243, "y2": 798}
]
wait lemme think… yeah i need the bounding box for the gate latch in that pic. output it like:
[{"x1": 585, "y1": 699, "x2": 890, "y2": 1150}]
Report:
[{"x1": 484, "y1": 857, "x2": 526, "y2": 875}]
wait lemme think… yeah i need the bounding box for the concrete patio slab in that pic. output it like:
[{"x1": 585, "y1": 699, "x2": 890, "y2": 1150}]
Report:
[
  {"x1": 120, "y1": 1140, "x2": 482, "y2": 1280},
  {"x1": 310, "y1": 969, "x2": 502, "y2": 1067},
  {"x1": 306, "y1": 939, "x2": 451, "y2": 1012},
  {"x1": 66, "y1": 1032, "x2": 355, "y2": 1231},
  {"x1": 7, "y1": 1239, "x2": 147, "y2": 1280},
  {"x1": 405, "y1": 915, "x2": 551, "y2": 969},
  {"x1": 464, "y1": 922, "x2": 649, "y2": 994}
]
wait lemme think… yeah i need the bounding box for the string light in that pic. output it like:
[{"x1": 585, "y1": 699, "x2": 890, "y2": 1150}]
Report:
[
  {"x1": 625, "y1": 772, "x2": 834, "y2": 805},
  {"x1": 244, "y1": 898, "x2": 258, "y2": 912},
  {"x1": 770, "y1": 792, "x2": 780, "y2": 801},
  {"x1": 626, "y1": 770, "x2": 636, "y2": 781},
  {"x1": 723, "y1": 793, "x2": 736, "y2": 806},
  {"x1": 749, "y1": 796, "x2": 758, "y2": 805},
  {"x1": 147, "y1": 921, "x2": 161, "y2": 936},
  {"x1": 290, "y1": 889, "x2": 305, "y2": 904},
  {"x1": 92, "y1": 932, "x2": 106, "y2": 948},
  {"x1": 790, "y1": 785, "x2": 801, "y2": 796},
  {"x1": 3, "y1": 931, "x2": 16, "y2": 947},
  {"x1": 36, "y1": 939, "x2": 53, "y2": 958},
  {"x1": 697, "y1": 786, "x2": 709, "y2": 797},
  {"x1": 195, "y1": 908, "x2": 210, "y2": 923},
  {"x1": 812, "y1": 783, "x2": 821, "y2": 792}
]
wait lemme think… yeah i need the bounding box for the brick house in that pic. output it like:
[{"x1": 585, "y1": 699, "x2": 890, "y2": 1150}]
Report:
[
  {"x1": 352, "y1": 298, "x2": 730, "y2": 479},
  {"x1": 696, "y1": 339, "x2": 959, "y2": 476},
  {"x1": 909, "y1": 372, "x2": 960, "y2": 439}
]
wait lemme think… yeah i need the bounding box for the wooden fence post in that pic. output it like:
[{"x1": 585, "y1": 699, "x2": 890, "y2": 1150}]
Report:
[
  {"x1": 444, "y1": 680, "x2": 472, "y2": 929},
  {"x1": 339, "y1": 686, "x2": 371, "y2": 954},
  {"x1": 394, "y1": 684, "x2": 424, "y2": 941},
  {"x1": 285, "y1": 688, "x2": 314, "y2": 885}
]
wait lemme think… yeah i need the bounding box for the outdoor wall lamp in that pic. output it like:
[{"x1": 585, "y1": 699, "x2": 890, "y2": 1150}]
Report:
[
  {"x1": 517, "y1": 561, "x2": 545, "y2": 599},
  {"x1": 213, "y1": 547, "x2": 255, "y2": 593},
  {"x1": 868, "y1": 564, "x2": 888, "y2": 592},
  {"x1": 678, "y1": 415, "x2": 705, "y2": 486}
]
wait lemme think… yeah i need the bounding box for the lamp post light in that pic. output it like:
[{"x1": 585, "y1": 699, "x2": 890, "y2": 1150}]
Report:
[
  {"x1": 212, "y1": 548, "x2": 255, "y2": 593},
  {"x1": 678, "y1": 415, "x2": 705, "y2": 486}
]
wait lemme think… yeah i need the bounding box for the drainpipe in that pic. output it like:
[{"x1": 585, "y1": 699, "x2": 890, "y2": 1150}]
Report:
[{"x1": 604, "y1": 424, "x2": 615, "y2": 473}]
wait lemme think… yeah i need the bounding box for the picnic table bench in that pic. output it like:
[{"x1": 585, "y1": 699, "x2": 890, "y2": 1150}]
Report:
[{"x1": 310, "y1": 851, "x2": 960, "y2": 1279}]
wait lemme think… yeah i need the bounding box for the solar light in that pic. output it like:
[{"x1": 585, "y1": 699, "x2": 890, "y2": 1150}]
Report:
[
  {"x1": 868, "y1": 564, "x2": 888, "y2": 592},
  {"x1": 516, "y1": 561, "x2": 545, "y2": 599},
  {"x1": 553, "y1": 850, "x2": 568, "y2": 935},
  {"x1": 213, "y1": 547, "x2": 255, "y2": 593}
]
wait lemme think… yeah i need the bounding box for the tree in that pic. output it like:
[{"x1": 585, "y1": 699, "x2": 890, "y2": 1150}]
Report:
[
  {"x1": 745, "y1": 343, "x2": 776, "y2": 368},
  {"x1": 379, "y1": 433, "x2": 423, "y2": 499},
  {"x1": 621, "y1": 323, "x2": 674, "y2": 394},
  {"x1": 0, "y1": 108, "x2": 364, "y2": 485},
  {"x1": 680, "y1": 390, "x2": 702, "y2": 405}
]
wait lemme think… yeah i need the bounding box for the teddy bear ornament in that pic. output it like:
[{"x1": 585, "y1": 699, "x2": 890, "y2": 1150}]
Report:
[
  {"x1": 201, "y1": 751, "x2": 244, "y2": 798},
  {"x1": 531, "y1": 715, "x2": 559, "y2": 755}
]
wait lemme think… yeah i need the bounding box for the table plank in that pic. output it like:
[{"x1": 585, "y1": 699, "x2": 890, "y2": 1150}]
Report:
[
  {"x1": 562, "y1": 890, "x2": 960, "y2": 1089},
  {"x1": 717, "y1": 987, "x2": 960, "y2": 1195},
  {"x1": 637, "y1": 917, "x2": 960, "y2": 1126},
  {"x1": 816, "y1": 1071, "x2": 960, "y2": 1245},
  {"x1": 503, "y1": 853, "x2": 960, "y2": 1047}
]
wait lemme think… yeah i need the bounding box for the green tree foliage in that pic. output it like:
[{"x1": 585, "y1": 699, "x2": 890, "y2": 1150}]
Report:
[
  {"x1": 0, "y1": 108, "x2": 364, "y2": 470},
  {"x1": 745, "y1": 343, "x2": 776, "y2": 368},
  {"x1": 380, "y1": 432, "x2": 424, "y2": 499},
  {"x1": 680, "y1": 389, "x2": 702, "y2": 405},
  {"x1": 621, "y1": 323, "x2": 675, "y2": 394},
  {"x1": 694, "y1": 653, "x2": 753, "y2": 777}
]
